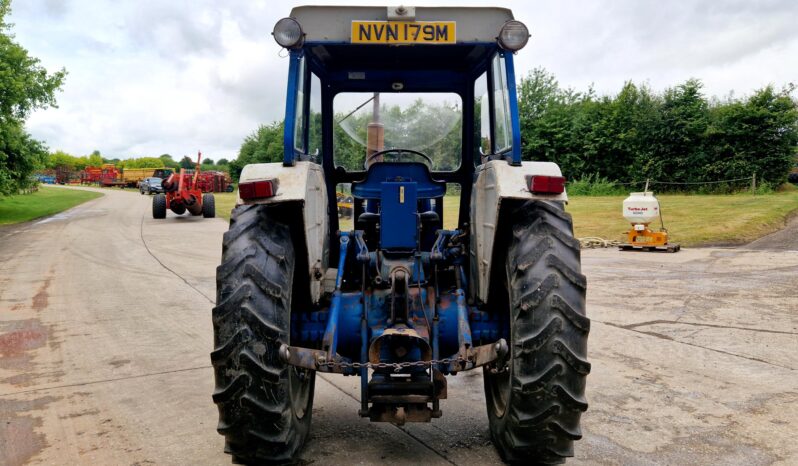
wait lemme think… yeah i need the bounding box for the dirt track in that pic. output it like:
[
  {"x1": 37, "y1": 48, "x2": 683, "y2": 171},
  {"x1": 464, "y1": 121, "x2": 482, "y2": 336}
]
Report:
[
  {"x1": 1, "y1": 186, "x2": 796, "y2": 465},
  {"x1": 746, "y1": 212, "x2": 798, "y2": 251}
]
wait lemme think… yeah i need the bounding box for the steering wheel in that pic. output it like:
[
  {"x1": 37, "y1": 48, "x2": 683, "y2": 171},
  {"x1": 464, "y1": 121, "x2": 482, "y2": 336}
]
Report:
[{"x1": 364, "y1": 148, "x2": 433, "y2": 169}]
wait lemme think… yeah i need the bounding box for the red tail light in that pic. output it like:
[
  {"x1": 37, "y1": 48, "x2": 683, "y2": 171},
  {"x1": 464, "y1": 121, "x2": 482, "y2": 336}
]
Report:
[
  {"x1": 239, "y1": 179, "x2": 277, "y2": 200},
  {"x1": 527, "y1": 175, "x2": 566, "y2": 194}
]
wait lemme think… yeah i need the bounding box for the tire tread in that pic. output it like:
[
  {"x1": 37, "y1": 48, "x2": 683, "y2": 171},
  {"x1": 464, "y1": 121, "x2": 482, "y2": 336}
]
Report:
[
  {"x1": 211, "y1": 204, "x2": 314, "y2": 464},
  {"x1": 485, "y1": 200, "x2": 590, "y2": 465}
]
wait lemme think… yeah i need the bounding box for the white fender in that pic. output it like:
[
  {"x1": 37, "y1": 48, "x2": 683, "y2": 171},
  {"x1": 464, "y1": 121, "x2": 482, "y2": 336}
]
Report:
[
  {"x1": 469, "y1": 160, "x2": 568, "y2": 303},
  {"x1": 237, "y1": 162, "x2": 328, "y2": 304}
]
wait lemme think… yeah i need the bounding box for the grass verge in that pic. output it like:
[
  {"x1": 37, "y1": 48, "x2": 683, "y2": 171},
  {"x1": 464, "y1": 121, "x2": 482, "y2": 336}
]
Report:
[
  {"x1": 213, "y1": 190, "x2": 798, "y2": 247},
  {"x1": 0, "y1": 186, "x2": 103, "y2": 226},
  {"x1": 215, "y1": 192, "x2": 237, "y2": 222}
]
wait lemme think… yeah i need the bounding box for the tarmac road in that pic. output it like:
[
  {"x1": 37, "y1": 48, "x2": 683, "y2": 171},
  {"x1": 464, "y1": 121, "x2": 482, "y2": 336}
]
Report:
[{"x1": 1, "y1": 186, "x2": 797, "y2": 465}]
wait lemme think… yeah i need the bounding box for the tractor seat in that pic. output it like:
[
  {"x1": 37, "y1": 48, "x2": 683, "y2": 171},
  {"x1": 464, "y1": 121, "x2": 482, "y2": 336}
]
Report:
[
  {"x1": 351, "y1": 162, "x2": 446, "y2": 200},
  {"x1": 357, "y1": 211, "x2": 380, "y2": 226},
  {"x1": 419, "y1": 210, "x2": 440, "y2": 226}
]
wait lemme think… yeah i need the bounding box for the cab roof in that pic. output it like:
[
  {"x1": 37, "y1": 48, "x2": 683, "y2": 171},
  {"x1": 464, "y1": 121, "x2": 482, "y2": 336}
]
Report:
[{"x1": 290, "y1": 5, "x2": 514, "y2": 44}]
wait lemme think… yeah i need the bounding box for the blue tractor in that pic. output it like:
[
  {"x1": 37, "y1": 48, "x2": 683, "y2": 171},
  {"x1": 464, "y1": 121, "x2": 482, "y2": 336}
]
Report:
[{"x1": 212, "y1": 6, "x2": 589, "y2": 464}]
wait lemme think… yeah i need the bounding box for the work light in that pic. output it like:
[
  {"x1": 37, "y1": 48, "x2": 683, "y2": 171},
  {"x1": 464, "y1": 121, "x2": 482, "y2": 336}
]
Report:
[
  {"x1": 497, "y1": 20, "x2": 530, "y2": 51},
  {"x1": 272, "y1": 18, "x2": 303, "y2": 49}
]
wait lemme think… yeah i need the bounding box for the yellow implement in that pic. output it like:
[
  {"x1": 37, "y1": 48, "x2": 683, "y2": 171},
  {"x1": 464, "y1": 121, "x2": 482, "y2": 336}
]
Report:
[{"x1": 336, "y1": 192, "x2": 353, "y2": 218}]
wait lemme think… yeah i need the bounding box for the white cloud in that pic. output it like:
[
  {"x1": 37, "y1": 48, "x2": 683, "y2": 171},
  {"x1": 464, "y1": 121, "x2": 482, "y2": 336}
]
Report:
[{"x1": 9, "y1": 0, "x2": 798, "y2": 161}]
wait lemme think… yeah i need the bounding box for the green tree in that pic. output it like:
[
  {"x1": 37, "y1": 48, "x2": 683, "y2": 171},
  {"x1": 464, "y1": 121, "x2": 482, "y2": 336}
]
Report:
[
  {"x1": 230, "y1": 122, "x2": 284, "y2": 179},
  {"x1": 74, "y1": 155, "x2": 89, "y2": 170},
  {"x1": 0, "y1": 1, "x2": 66, "y2": 120},
  {"x1": 518, "y1": 68, "x2": 594, "y2": 177},
  {"x1": 216, "y1": 158, "x2": 229, "y2": 166},
  {"x1": 179, "y1": 156, "x2": 195, "y2": 169},
  {"x1": 87, "y1": 150, "x2": 103, "y2": 167},
  {"x1": 580, "y1": 82, "x2": 659, "y2": 181},
  {"x1": 0, "y1": 119, "x2": 47, "y2": 192},
  {"x1": 0, "y1": 0, "x2": 67, "y2": 194},
  {"x1": 46, "y1": 150, "x2": 77, "y2": 170},
  {"x1": 121, "y1": 157, "x2": 167, "y2": 169},
  {"x1": 202, "y1": 157, "x2": 214, "y2": 165},
  {"x1": 646, "y1": 79, "x2": 709, "y2": 182},
  {"x1": 158, "y1": 154, "x2": 179, "y2": 169},
  {"x1": 706, "y1": 85, "x2": 798, "y2": 183}
]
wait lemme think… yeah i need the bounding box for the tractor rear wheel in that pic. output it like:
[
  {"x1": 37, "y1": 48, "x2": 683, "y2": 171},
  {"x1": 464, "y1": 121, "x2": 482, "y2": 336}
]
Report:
[
  {"x1": 212, "y1": 204, "x2": 315, "y2": 464},
  {"x1": 203, "y1": 193, "x2": 216, "y2": 218},
  {"x1": 152, "y1": 194, "x2": 166, "y2": 219},
  {"x1": 484, "y1": 200, "x2": 590, "y2": 465}
]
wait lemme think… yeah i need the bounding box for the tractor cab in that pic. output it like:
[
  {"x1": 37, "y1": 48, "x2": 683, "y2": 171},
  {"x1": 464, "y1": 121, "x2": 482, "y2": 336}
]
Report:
[
  {"x1": 268, "y1": 6, "x2": 531, "y2": 252},
  {"x1": 218, "y1": 6, "x2": 588, "y2": 465}
]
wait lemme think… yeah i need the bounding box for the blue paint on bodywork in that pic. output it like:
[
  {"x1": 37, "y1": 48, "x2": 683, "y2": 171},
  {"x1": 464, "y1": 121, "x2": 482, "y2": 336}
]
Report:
[
  {"x1": 283, "y1": 50, "x2": 303, "y2": 166},
  {"x1": 503, "y1": 52, "x2": 522, "y2": 165},
  {"x1": 322, "y1": 234, "x2": 351, "y2": 358},
  {"x1": 380, "y1": 182, "x2": 418, "y2": 251},
  {"x1": 351, "y1": 163, "x2": 446, "y2": 200},
  {"x1": 294, "y1": 288, "x2": 501, "y2": 363}
]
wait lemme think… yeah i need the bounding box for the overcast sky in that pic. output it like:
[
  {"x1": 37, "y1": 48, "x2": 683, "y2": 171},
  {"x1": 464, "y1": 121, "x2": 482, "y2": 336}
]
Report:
[{"x1": 9, "y1": 0, "x2": 798, "y2": 161}]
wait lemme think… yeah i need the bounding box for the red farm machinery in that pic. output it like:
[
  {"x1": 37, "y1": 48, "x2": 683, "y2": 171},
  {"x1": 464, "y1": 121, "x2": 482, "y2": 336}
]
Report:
[
  {"x1": 81, "y1": 164, "x2": 121, "y2": 186},
  {"x1": 152, "y1": 153, "x2": 215, "y2": 219},
  {"x1": 196, "y1": 171, "x2": 234, "y2": 193}
]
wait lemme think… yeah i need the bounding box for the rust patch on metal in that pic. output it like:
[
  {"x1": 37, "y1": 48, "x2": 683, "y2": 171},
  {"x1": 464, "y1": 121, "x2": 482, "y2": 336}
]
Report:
[{"x1": 0, "y1": 396, "x2": 59, "y2": 466}]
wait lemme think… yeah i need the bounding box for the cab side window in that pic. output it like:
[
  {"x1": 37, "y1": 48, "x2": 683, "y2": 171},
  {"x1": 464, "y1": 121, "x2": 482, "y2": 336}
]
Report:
[
  {"x1": 474, "y1": 72, "x2": 490, "y2": 162},
  {"x1": 491, "y1": 53, "x2": 512, "y2": 154},
  {"x1": 293, "y1": 57, "x2": 307, "y2": 154}
]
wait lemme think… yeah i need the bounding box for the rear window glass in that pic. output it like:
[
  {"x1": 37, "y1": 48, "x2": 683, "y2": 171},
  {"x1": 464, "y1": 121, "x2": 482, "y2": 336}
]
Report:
[{"x1": 333, "y1": 92, "x2": 462, "y2": 171}]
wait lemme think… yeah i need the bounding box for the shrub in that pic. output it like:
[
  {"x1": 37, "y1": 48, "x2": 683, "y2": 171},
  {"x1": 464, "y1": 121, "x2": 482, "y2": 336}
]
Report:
[{"x1": 567, "y1": 174, "x2": 627, "y2": 196}]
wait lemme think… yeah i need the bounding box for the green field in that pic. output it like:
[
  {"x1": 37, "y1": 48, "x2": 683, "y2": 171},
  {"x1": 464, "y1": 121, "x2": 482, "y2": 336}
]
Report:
[
  {"x1": 568, "y1": 192, "x2": 798, "y2": 246},
  {"x1": 214, "y1": 191, "x2": 798, "y2": 247},
  {"x1": 215, "y1": 192, "x2": 236, "y2": 223},
  {"x1": 0, "y1": 186, "x2": 103, "y2": 225}
]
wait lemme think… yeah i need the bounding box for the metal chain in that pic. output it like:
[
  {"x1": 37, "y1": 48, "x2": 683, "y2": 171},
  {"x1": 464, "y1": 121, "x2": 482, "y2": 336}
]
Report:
[
  {"x1": 579, "y1": 236, "x2": 621, "y2": 248},
  {"x1": 320, "y1": 357, "x2": 468, "y2": 373}
]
